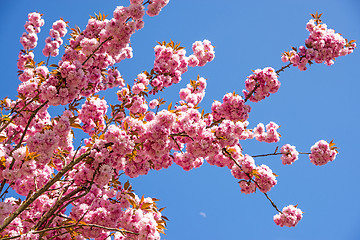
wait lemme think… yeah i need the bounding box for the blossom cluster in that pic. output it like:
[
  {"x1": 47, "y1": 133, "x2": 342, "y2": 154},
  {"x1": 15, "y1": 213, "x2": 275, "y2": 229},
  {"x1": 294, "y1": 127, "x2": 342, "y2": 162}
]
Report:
[
  {"x1": 37, "y1": 0, "x2": 170, "y2": 106},
  {"x1": 253, "y1": 122, "x2": 281, "y2": 143},
  {"x1": 230, "y1": 154, "x2": 277, "y2": 194},
  {"x1": 273, "y1": 205, "x2": 303, "y2": 227},
  {"x1": 78, "y1": 96, "x2": 108, "y2": 135},
  {"x1": 282, "y1": 17, "x2": 356, "y2": 70},
  {"x1": 150, "y1": 40, "x2": 215, "y2": 93},
  {"x1": 243, "y1": 67, "x2": 280, "y2": 102},
  {"x1": 146, "y1": 0, "x2": 170, "y2": 16},
  {"x1": 280, "y1": 144, "x2": 299, "y2": 165},
  {"x1": 188, "y1": 40, "x2": 215, "y2": 67},
  {"x1": 179, "y1": 76, "x2": 207, "y2": 107},
  {"x1": 43, "y1": 19, "x2": 68, "y2": 57},
  {"x1": 20, "y1": 12, "x2": 44, "y2": 49},
  {"x1": 151, "y1": 45, "x2": 188, "y2": 92},
  {"x1": 309, "y1": 140, "x2": 337, "y2": 166},
  {"x1": 211, "y1": 92, "x2": 251, "y2": 122}
]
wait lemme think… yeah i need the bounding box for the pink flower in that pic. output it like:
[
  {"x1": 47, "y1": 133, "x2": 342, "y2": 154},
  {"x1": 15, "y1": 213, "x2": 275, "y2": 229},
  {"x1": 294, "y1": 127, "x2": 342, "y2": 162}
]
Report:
[
  {"x1": 211, "y1": 92, "x2": 251, "y2": 122},
  {"x1": 273, "y1": 205, "x2": 303, "y2": 227},
  {"x1": 243, "y1": 67, "x2": 280, "y2": 102},
  {"x1": 280, "y1": 144, "x2": 299, "y2": 165},
  {"x1": 149, "y1": 99, "x2": 159, "y2": 109},
  {"x1": 239, "y1": 181, "x2": 256, "y2": 194},
  {"x1": 309, "y1": 140, "x2": 337, "y2": 166},
  {"x1": 282, "y1": 18, "x2": 355, "y2": 70},
  {"x1": 254, "y1": 122, "x2": 280, "y2": 143},
  {"x1": 254, "y1": 164, "x2": 277, "y2": 193}
]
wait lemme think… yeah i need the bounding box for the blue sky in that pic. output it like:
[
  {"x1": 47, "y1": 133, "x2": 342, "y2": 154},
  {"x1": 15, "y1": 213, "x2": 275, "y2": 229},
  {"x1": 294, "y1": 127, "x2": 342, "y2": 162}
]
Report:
[{"x1": 1, "y1": 0, "x2": 360, "y2": 239}]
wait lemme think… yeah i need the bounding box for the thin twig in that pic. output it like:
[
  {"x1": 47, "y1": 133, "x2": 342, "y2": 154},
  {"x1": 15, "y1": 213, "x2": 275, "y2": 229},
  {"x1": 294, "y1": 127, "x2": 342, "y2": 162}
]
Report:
[
  {"x1": 34, "y1": 183, "x2": 75, "y2": 230},
  {"x1": 170, "y1": 136, "x2": 183, "y2": 153},
  {"x1": 222, "y1": 148, "x2": 282, "y2": 213},
  {"x1": 13, "y1": 100, "x2": 49, "y2": 154},
  {"x1": 41, "y1": 165, "x2": 99, "y2": 231},
  {"x1": 0, "y1": 183, "x2": 12, "y2": 200},
  {"x1": 244, "y1": 62, "x2": 293, "y2": 103},
  {"x1": 0, "y1": 93, "x2": 41, "y2": 133},
  {"x1": 169, "y1": 132, "x2": 194, "y2": 141},
  {"x1": 206, "y1": 118, "x2": 225, "y2": 129},
  {"x1": 252, "y1": 152, "x2": 310, "y2": 158},
  {"x1": 244, "y1": 82, "x2": 260, "y2": 103},
  {"x1": 82, "y1": 36, "x2": 113, "y2": 65},
  {"x1": 275, "y1": 62, "x2": 292, "y2": 75}
]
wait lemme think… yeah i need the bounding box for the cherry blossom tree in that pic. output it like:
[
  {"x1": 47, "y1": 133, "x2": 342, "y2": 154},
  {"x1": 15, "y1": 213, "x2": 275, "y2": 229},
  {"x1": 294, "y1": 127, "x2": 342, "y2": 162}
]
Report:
[{"x1": 0, "y1": 1, "x2": 356, "y2": 239}]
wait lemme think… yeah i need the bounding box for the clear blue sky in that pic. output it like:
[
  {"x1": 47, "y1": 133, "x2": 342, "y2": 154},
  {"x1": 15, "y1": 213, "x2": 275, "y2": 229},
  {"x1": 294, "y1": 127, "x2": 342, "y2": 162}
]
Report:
[{"x1": 1, "y1": 0, "x2": 360, "y2": 239}]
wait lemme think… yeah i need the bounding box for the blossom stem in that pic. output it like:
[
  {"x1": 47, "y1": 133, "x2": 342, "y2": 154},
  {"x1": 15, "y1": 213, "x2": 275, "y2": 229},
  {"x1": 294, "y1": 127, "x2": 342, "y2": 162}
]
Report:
[
  {"x1": 222, "y1": 148, "x2": 282, "y2": 213},
  {"x1": 82, "y1": 36, "x2": 113, "y2": 66},
  {"x1": 252, "y1": 152, "x2": 310, "y2": 158}
]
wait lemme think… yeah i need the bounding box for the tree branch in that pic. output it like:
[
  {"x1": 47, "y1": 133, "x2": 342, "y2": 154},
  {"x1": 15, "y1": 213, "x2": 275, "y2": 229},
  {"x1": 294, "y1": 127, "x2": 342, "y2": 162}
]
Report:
[
  {"x1": 0, "y1": 223, "x2": 138, "y2": 240},
  {"x1": 0, "y1": 151, "x2": 91, "y2": 233},
  {"x1": 222, "y1": 148, "x2": 282, "y2": 213},
  {"x1": 82, "y1": 36, "x2": 113, "y2": 66}
]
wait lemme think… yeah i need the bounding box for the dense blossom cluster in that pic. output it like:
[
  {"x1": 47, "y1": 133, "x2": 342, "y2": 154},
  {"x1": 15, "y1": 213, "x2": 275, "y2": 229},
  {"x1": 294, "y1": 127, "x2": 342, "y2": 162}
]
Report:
[
  {"x1": 282, "y1": 17, "x2": 356, "y2": 70},
  {"x1": 150, "y1": 39, "x2": 215, "y2": 93},
  {"x1": 20, "y1": 12, "x2": 44, "y2": 49},
  {"x1": 43, "y1": 19, "x2": 67, "y2": 57},
  {"x1": 253, "y1": 122, "x2": 281, "y2": 143},
  {"x1": 78, "y1": 96, "x2": 108, "y2": 134},
  {"x1": 0, "y1": 5, "x2": 354, "y2": 240},
  {"x1": 255, "y1": 164, "x2": 277, "y2": 193},
  {"x1": 151, "y1": 45, "x2": 188, "y2": 92},
  {"x1": 37, "y1": 0, "x2": 171, "y2": 106},
  {"x1": 146, "y1": 0, "x2": 169, "y2": 16},
  {"x1": 179, "y1": 76, "x2": 207, "y2": 106},
  {"x1": 230, "y1": 154, "x2": 277, "y2": 194},
  {"x1": 211, "y1": 93, "x2": 251, "y2": 122},
  {"x1": 273, "y1": 205, "x2": 303, "y2": 227},
  {"x1": 309, "y1": 140, "x2": 337, "y2": 166},
  {"x1": 188, "y1": 40, "x2": 215, "y2": 67},
  {"x1": 280, "y1": 144, "x2": 299, "y2": 165},
  {"x1": 243, "y1": 67, "x2": 280, "y2": 102}
]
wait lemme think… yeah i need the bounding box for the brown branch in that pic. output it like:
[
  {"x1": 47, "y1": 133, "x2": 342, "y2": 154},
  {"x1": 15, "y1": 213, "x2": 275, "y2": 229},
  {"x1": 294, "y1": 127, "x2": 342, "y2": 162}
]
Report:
[
  {"x1": 0, "y1": 151, "x2": 91, "y2": 233},
  {"x1": 222, "y1": 148, "x2": 282, "y2": 213},
  {"x1": 43, "y1": 184, "x2": 91, "y2": 231},
  {"x1": 206, "y1": 118, "x2": 224, "y2": 129},
  {"x1": 0, "y1": 223, "x2": 137, "y2": 240},
  {"x1": 275, "y1": 62, "x2": 292, "y2": 75},
  {"x1": 170, "y1": 136, "x2": 183, "y2": 153},
  {"x1": 41, "y1": 165, "x2": 100, "y2": 231},
  {"x1": 169, "y1": 132, "x2": 194, "y2": 141},
  {"x1": 34, "y1": 183, "x2": 79, "y2": 230},
  {"x1": 12, "y1": 100, "x2": 49, "y2": 155},
  {"x1": 0, "y1": 181, "x2": 7, "y2": 198},
  {"x1": 252, "y1": 152, "x2": 283, "y2": 158},
  {"x1": 46, "y1": 227, "x2": 82, "y2": 240},
  {"x1": 82, "y1": 36, "x2": 113, "y2": 66},
  {"x1": 0, "y1": 183, "x2": 12, "y2": 200},
  {"x1": 0, "y1": 93, "x2": 41, "y2": 133},
  {"x1": 252, "y1": 152, "x2": 310, "y2": 158},
  {"x1": 244, "y1": 82, "x2": 260, "y2": 103}
]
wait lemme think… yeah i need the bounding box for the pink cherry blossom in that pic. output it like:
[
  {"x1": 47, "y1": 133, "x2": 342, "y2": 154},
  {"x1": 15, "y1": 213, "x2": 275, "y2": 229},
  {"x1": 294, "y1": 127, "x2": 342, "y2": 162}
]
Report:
[
  {"x1": 309, "y1": 140, "x2": 337, "y2": 166},
  {"x1": 273, "y1": 205, "x2": 303, "y2": 227},
  {"x1": 280, "y1": 144, "x2": 299, "y2": 165}
]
